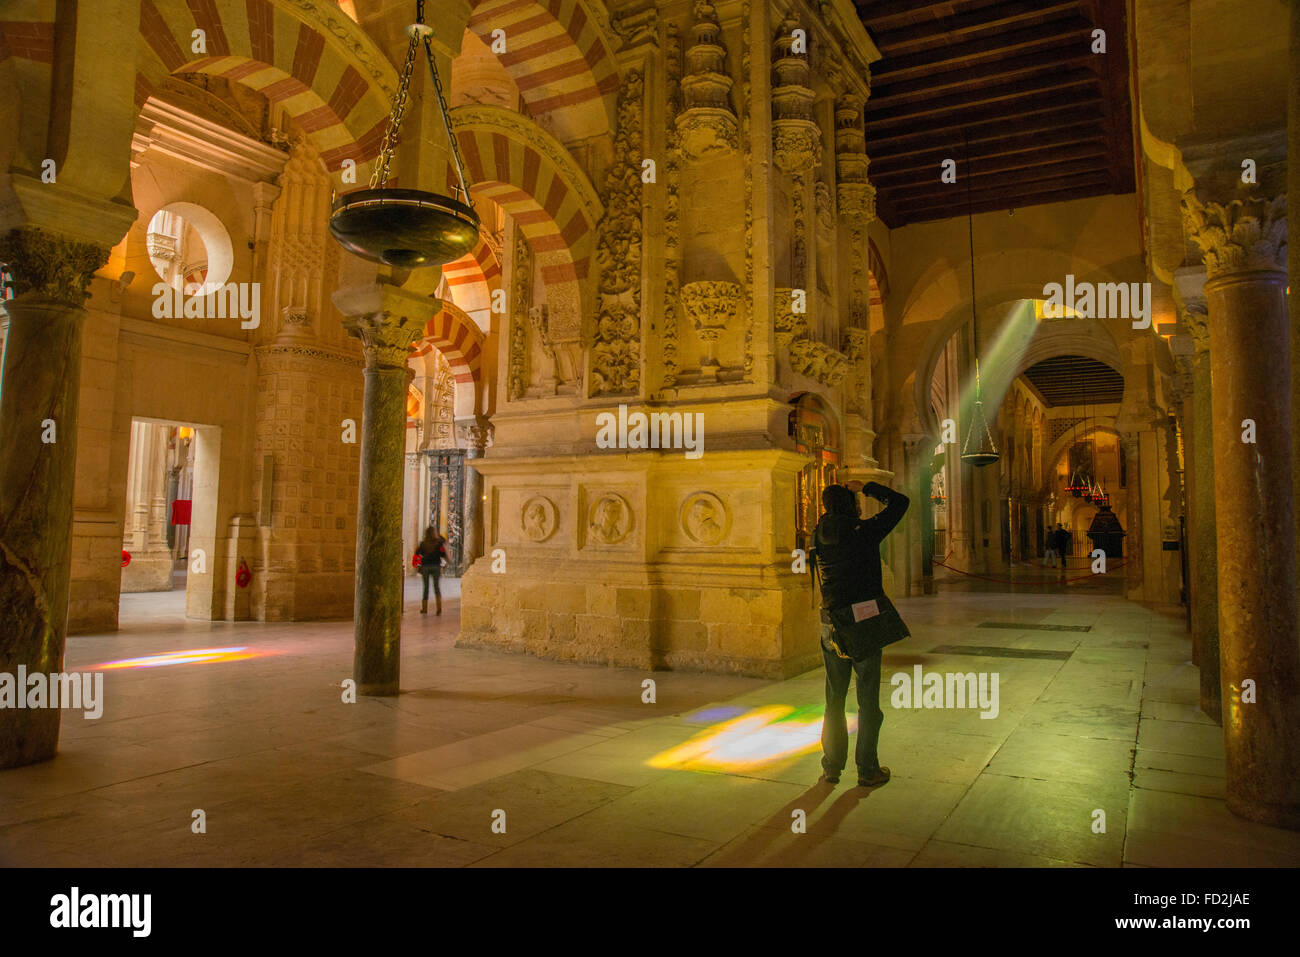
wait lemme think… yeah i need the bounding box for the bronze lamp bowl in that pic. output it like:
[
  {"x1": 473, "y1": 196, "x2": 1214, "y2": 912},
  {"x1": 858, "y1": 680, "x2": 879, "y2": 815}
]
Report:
[{"x1": 329, "y1": 187, "x2": 480, "y2": 269}]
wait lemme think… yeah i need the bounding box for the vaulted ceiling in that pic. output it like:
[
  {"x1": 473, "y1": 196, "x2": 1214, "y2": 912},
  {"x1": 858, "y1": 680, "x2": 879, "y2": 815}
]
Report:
[{"x1": 854, "y1": 0, "x2": 1136, "y2": 227}]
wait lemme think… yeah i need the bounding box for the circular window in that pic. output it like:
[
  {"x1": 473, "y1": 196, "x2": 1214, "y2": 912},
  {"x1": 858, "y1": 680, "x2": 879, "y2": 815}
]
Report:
[{"x1": 145, "y1": 203, "x2": 233, "y2": 296}]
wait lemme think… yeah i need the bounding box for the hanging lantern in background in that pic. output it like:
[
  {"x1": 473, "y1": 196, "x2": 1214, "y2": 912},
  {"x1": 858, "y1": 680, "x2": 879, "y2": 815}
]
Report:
[
  {"x1": 958, "y1": 137, "x2": 999, "y2": 469},
  {"x1": 328, "y1": 0, "x2": 479, "y2": 268}
]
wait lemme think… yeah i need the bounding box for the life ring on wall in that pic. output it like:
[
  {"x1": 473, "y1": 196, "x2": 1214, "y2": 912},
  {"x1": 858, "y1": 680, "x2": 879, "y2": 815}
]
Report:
[
  {"x1": 235, "y1": 559, "x2": 252, "y2": 588},
  {"x1": 121, "y1": 550, "x2": 131, "y2": 568}
]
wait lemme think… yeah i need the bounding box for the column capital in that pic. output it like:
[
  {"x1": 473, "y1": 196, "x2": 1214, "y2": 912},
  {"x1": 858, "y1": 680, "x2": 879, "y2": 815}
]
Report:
[
  {"x1": 0, "y1": 227, "x2": 110, "y2": 307},
  {"x1": 1182, "y1": 192, "x2": 1287, "y2": 280},
  {"x1": 455, "y1": 417, "x2": 494, "y2": 455},
  {"x1": 334, "y1": 283, "x2": 436, "y2": 371}
]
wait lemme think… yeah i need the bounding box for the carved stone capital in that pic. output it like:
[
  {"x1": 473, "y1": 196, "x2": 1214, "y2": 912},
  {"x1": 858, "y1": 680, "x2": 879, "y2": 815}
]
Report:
[
  {"x1": 456, "y1": 419, "x2": 494, "y2": 453},
  {"x1": 675, "y1": 108, "x2": 739, "y2": 159},
  {"x1": 772, "y1": 120, "x2": 822, "y2": 176},
  {"x1": 837, "y1": 181, "x2": 876, "y2": 221},
  {"x1": 1180, "y1": 302, "x2": 1211, "y2": 353},
  {"x1": 0, "y1": 228, "x2": 110, "y2": 306},
  {"x1": 841, "y1": 327, "x2": 869, "y2": 363},
  {"x1": 342, "y1": 312, "x2": 426, "y2": 371},
  {"x1": 680, "y1": 280, "x2": 742, "y2": 338},
  {"x1": 1182, "y1": 192, "x2": 1287, "y2": 280}
]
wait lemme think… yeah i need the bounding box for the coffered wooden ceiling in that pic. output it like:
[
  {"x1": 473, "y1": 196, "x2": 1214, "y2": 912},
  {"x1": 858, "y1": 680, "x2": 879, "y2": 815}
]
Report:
[{"x1": 853, "y1": 0, "x2": 1136, "y2": 227}]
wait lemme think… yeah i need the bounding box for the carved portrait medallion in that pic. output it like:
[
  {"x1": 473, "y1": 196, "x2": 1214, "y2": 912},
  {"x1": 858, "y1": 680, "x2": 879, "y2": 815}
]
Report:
[
  {"x1": 680, "y1": 491, "x2": 729, "y2": 545},
  {"x1": 587, "y1": 492, "x2": 633, "y2": 545},
  {"x1": 521, "y1": 495, "x2": 557, "y2": 542}
]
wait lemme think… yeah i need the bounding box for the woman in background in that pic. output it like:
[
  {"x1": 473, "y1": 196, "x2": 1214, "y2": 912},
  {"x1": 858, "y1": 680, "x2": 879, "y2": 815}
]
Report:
[{"x1": 415, "y1": 526, "x2": 448, "y2": 614}]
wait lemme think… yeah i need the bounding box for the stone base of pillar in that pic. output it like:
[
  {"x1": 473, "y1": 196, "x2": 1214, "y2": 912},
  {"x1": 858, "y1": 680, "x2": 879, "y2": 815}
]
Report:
[
  {"x1": 460, "y1": 565, "x2": 819, "y2": 678},
  {"x1": 120, "y1": 547, "x2": 174, "y2": 592},
  {"x1": 457, "y1": 448, "x2": 822, "y2": 678}
]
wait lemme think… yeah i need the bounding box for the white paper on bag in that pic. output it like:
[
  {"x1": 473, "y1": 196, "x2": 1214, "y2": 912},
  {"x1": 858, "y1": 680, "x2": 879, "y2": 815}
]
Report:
[{"x1": 851, "y1": 599, "x2": 880, "y2": 622}]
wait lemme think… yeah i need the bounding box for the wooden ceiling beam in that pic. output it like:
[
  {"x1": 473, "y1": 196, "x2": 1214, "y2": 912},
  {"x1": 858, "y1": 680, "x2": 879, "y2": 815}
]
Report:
[
  {"x1": 867, "y1": 119, "x2": 1101, "y2": 168},
  {"x1": 867, "y1": 45, "x2": 1098, "y2": 104},
  {"x1": 871, "y1": 0, "x2": 1081, "y2": 56},
  {"x1": 870, "y1": 16, "x2": 1096, "y2": 83},
  {"x1": 867, "y1": 72, "x2": 1100, "y2": 128},
  {"x1": 870, "y1": 147, "x2": 1109, "y2": 188},
  {"x1": 865, "y1": 99, "x2": 1105, "y2": 151},
  {"x1": 880, "y1": 155, "x2": 1112, "y2": 199},
  {"x1": 868, "y1": 125, "x2": 1104, "y2": 175},
  {"x1": 854, "y1": 0, "x2": 982, "y2": 33},
  {"x1": 889, "y1": 174, "x2": 1112, "y2": 222}
]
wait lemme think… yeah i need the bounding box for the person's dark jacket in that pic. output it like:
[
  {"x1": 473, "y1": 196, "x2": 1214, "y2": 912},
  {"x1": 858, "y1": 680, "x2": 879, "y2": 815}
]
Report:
[
  {"x1": 813, "y1": 482, "x2": 909, "y2": 617},
  {"x1": 416, "y1": 537, "x2": 447, "y2": 571}
]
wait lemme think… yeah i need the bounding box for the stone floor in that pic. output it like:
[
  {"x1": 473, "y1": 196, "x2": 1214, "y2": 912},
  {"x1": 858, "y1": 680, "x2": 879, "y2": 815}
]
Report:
[{"x1": 3, "y1": 580, "x2": 1299, "y2": 867}]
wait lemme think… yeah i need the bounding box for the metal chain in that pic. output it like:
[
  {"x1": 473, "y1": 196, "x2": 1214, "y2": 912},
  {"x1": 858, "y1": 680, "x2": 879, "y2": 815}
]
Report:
[
  {"x1": 421, "y1": 35, "x2": 474, "y2": 206},
  {"x1": 369, "y1": 30, "x2": 421, "y2": 189}
]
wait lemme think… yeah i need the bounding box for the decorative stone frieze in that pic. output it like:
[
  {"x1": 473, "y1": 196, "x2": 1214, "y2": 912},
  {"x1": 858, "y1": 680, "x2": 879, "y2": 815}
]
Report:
[
  {"x1": 788, "y1": 337, "x2": 849, "y2": 386},
  {"x1": 591, "y1": 70, "x2": 645, "y2": 397}
]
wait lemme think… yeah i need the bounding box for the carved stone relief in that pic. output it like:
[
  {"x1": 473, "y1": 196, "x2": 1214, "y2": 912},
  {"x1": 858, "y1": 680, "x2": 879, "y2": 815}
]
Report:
[
  {"x1": 680, "y1": 491, "x2": 729, "y2": 545},
  {"x1": 587, "y1": 492, "x2": 633, "y2": 545},
  {"x1": 521, "y1": 495, "x2": 558, "y2": 542}
]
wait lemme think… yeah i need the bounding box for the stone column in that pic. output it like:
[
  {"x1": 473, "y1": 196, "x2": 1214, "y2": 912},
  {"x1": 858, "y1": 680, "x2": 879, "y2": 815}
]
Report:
[
  {"x1": 456, "y1": 419, "x2": 493, "y2": 567},
  {"x1": 0, "y1": 229, "x2": 108, "y2": 768},
  {"x1": 1184, "y1": 192, "x2": 1300, "y2": 828},
  {"x1": 1290, "y1": 0, "x2": 1300, "y2": 654},
  {"x1": 1119, "y1": 433, "x2": 1143, "y2": 597},
  {"x1": 1179, "y1": 301, "x2": 1221, "y2": 721},
  {"x1": 333, "y1": 283, "x2": 431, "y2": 696}
]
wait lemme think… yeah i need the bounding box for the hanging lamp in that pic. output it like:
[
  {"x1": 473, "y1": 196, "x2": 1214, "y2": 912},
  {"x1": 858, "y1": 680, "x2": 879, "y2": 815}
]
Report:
[
  {"x1": 959, "y1": 134, "x2": 999, "y2": 468},
  {"x1": 328, "y1": 0, "x2": 479, "y2": 268}
]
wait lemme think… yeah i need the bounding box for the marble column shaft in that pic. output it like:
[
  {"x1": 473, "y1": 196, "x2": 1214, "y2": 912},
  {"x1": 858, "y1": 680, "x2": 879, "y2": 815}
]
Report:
[
  {"x1": 0, "y1": 230, "x2": 106, "y2": 768},
  {"x1": 339, "y1": 296, "x2": 428, "y2": 696},
  {"x1": 457, "y1": 421, "x2": 492, "y2": 568},
  {"x1": 0, "y1": 299, "x2": 84, "y2": 766},
  {"x1": 1186, "y1": 192, "x2": 1299, "y2": 828},
  {"x1": 1188, "y1": 344, "x2": 1221, "y2": 721},
  {"x1": 1120, "y1": 434, "x2": 1143, "y2": 596}
]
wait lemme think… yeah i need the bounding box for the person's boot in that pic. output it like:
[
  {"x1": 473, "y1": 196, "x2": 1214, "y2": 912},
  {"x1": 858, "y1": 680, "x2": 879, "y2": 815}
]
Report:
[
  {"x1": 435, "y1": 596, "x2": 442, "y2": 615},
  {"x1": 858, "y1": 766, "x2": 891, "y2": 788},
  {"x1": 420, "y1": 599, "x2": 428, "y2": 614}
]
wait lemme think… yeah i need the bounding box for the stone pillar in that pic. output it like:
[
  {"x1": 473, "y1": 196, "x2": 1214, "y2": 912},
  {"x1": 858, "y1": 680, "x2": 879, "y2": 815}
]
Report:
[
  {"x1": 333, "y1": 283, "x2": 431, "y2": 696},
  {"x1": 1290, "y1": 0, "x2": 1300, "y2": 655},
  {"x1": 0, "y1": 229, "x2": 108, "y2": 768},
  {"x1": 1179, "y1": 300, "x2": 1221, "y2": 721},
  {"x1": 457, "y1": 419, "x2": 493, "y2": 566},
  {"x1": 1119, "y1": 433, "x2": 1143, "y2": 597},
  {"x1": 1184, "y1": 192, "x2": 1300, "y2": 828}
]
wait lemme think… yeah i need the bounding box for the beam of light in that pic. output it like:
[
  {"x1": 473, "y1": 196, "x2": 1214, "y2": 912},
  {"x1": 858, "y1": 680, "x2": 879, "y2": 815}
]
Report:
[
  {"x1": 92, "y1": 646, "x2": 271, "y2": 670},
  {"x1": 648, "y1": 704, "x2": 858, "y2": 772}
]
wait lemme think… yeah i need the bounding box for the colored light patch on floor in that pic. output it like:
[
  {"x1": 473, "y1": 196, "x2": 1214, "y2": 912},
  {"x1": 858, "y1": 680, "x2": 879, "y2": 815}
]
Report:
[
  {"x1": 93, "y1": 646, "x2": 270, "y2": 670},
  {"x1": 649, "y1": 704, "x2": 858, "y2": 771}
]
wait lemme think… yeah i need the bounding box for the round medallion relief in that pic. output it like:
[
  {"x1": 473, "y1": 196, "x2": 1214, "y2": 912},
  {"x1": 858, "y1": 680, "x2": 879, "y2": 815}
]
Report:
[
  {"x1": 680, "y1": 491, "x2": 729, "y2": 545},
  {"x1": 587, "y1": 492, "x2": 633, "y2": 545},
  {"x1": 521, "y1": 495, "x2": 557, "y2": 542}
]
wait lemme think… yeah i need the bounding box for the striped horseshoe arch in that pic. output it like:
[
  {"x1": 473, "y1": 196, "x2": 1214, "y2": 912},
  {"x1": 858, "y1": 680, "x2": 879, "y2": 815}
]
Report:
[
  {"x1": 466, "y1": 0, "x2": 618, "y2": 140},
  {"x1": 440, "y1": 236, "x2": 502, "y2": 331},
  {"x1": 410, "y1": 300, "x2": 486, "y2": 419},
  {"x1": 135, "y1": 0, "x2": 395, "y2": 185},
  {"x1": 450, "y1": 104, "x2": 602, "y2": 306}
]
